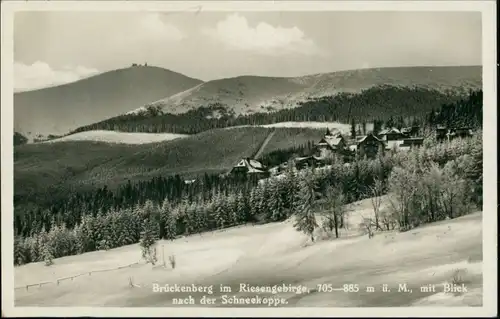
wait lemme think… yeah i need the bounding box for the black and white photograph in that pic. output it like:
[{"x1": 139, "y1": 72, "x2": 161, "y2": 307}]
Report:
[{"x1": 1, "y1": 0, "x2": 497, "y2": 317}]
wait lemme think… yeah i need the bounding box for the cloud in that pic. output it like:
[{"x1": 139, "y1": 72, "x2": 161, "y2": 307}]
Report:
[
  {"x1": 203, "y1": 13, "x2": 324, "y2": 56},
  {"x1": 14, "y1": 61, "x2": 99, "y2": 92},
  {"x1": 138, "y1": 13, "x2": 185, "y2": 41}
]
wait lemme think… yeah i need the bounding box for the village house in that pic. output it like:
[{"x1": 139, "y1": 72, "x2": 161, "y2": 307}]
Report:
[
  {"x1": 401, "y1": 137, "x2": 425, "y2": 148},
  {"x1": 229, "y1": 158, "x2": 269, "y2": 179},
  {"x1": 315, "y1": 128, "x2": 347, "y2": 158},
  {"x1": 376, "y1": 126, "x2": 425, "y2": 151},
  {"x1": 293, "y1": 155, "x2": 325, "y2": 170},
  {"x1": 436, "y1": 125, "x2": 449, "y2": 141},
  {"x1": 435, "y1": 125, "x2": 474, "y2": 142},
  {"x1": 378, "y1": 127, "x2": 405, "y2": 141},
  {"x1": 352, "y1": 133, "x2": 385, "y2": 159},
  {"x1": 447, "y1": 127, "x2": 474, "y2": 141},
  {"x1": 401, "y1": 126, "x2": 421, "y2": 138}
]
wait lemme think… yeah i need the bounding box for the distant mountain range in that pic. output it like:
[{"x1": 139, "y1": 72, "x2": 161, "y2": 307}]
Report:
[
  {"x1": 14, "y1": 65, "x2": 482, "y2": 139},
  {"x1": 14, "y1": 65, "x2": 203, "y2": 138},
  {"x1": 129, "y1": 65, "x2": 482, "y2": 116}
]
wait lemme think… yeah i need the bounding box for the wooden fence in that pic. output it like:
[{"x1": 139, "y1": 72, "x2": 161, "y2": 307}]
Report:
[{"x1": 14, "y1": 262, "x2": 140, "y2": 291}]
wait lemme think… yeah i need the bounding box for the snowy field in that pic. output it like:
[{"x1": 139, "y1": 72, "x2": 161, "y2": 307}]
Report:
[
  {"x1": 226, "y1": 122, "x2": 351, "y2": 134},
  {"x1": 14, "y1": 197, "x2": 483, "y2": 307},
  {"x1": 42, "y1": 130, "x2": 189, "y2": 145}
]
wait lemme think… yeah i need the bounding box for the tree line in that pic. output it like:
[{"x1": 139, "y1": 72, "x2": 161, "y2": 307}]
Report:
[
  {"x1": 14, "y1": 172, "x2": 258, "y2": 238},
  {"x1": 258, "y1": 141, "x2": 316, "y2": 168},
  {"x1": 68, "y1": 86, "x2": 474, "y2": 136}
]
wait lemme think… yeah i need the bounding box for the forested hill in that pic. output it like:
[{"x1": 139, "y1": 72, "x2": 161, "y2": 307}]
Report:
[{"x1": 70, "y1": 85, "x2": 477, "y2": 135}]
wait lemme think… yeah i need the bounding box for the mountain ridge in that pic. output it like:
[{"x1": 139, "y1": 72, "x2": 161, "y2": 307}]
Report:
[
  {"x1": 14, "y1": 65, "x2": 482, "y2": 139},
  {"x1": 128, "y1": 65, "x2": 482, "y2": 116},
  {"x1": 14, "y1": 65, "x2": 204, "y2": 138}
]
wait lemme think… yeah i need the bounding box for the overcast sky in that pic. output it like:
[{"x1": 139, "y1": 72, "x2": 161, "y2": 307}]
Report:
[{"x1": 14, "y1": 11, "x2": 482, "y2": 91}]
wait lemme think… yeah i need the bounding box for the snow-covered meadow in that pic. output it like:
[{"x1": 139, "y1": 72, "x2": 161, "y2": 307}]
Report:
[
  {"x1": 42, "y1": 130, "x2": 189, "y2": 145},
  {"x1": 14, "y1": 197, "x2": 482, "y2": 307}
]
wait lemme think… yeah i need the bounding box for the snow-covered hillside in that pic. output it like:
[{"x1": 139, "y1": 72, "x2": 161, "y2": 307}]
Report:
[
  {"x1": 225, "y1": 122, "x2": 352, "y2": 134},
  {"x1": 14, "y1": 196, "x2": 483, "y2": 308},
  {"x1": 42, "y1": 130, "x2": 189, "y2": 145}
]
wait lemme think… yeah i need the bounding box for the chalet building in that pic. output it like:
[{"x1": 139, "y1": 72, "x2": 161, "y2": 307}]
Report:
[
  {"x1": 230, "y1": 158, "x2": 269, "y2": 179},
  {"x1": 294, "y1": 155, "x2": 325, "y2": 170},
  {"x1": 378, "y1": 127, "x2": 404, "y2": 141},
  {"x1": 385, "y1": 140, "x2": 405, "y2": 151},
  {"x1": 401, "y1": 137, "x2": 425, "y2": 148},
  {"x1": 385, "y1": 137, "x2": 425, "y2": 152},
  {"x1": 436, "y1": 125, "x2": 449, "y2": 141},
  {"x1": 315, "y1": 129, "x2": 347, "y2": 158},
  {"x1": 401, "y1": 126, "x2": 421, "y2": 138},
  {"x1": 435, "y1": 126, "x2": 473, "y2": 142},
  {"x1": 447, "y1": 127, "x2": 474, "y2": 140},
  {"x1": 354, "y1": 133, "x2": 385, "y2": 159}
]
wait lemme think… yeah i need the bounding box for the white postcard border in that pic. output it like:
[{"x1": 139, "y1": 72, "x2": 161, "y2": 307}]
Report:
[{"x1": 1, "y1": 1, "x2": 497, "y2": 317}]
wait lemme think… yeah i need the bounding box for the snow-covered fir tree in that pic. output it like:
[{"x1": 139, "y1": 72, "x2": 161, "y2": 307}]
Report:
[
  {"x1": 226, "y1": 192, "x2": 237, "y2": 226},
  {"x1": 268, "y1": 181, "x2": 287, "y2": 221},
  {"x1": 284, "y1": 162, "x2": 300, "y2": 215},
  {"x1": 293, "y1": 169, "x2": 319, "y2": 242},
  {"x1": 235, "y1": 190, "x2": 248, "y2": 224},
  {"x1": 160, "y1": 198, "x2": 177, "y2": 240},
  {"x1": 139, "y1": 217, "x2": 160, "y2": 265},
  {"x1": 248, "y1": 188, "x2": 259, "y2": 222},
  {"x1": 212, "y1": 191, "x2": 228, "y2": 229}
]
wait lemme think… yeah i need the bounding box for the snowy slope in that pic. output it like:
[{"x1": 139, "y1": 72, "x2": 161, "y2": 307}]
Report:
[
  {"x1": 43, "y1": 130, "x2": 189, "y2": 145},
  {"x1": 15, "y1": 196, "x2": 483, "y2": 308}
]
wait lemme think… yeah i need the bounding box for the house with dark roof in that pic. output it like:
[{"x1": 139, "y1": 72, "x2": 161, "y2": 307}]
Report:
[
  {"x1": 401, "y1": 126, "x2": 421, "y2": 138},
  {"x1": 436, "y1": 125, "x2": 448, "y2": 141},
  {"x1": 293, "y1": 155, "x2": 325, "y2": 170},
  {"x1": 401, "y1": 137, "x2": 425, "y2": 148},
  {"x1": 353, "y1": 133, "x2": 385, "y2": 159},
  {"x1": 435, "y1": 126, "x2": 474, "y2": 142},
  {"x1": 230, "y1": 158, "x2": 269, "y2": 179},
  {"x1": 447, "y1": 127, "x2": 474, "y2": 141}
]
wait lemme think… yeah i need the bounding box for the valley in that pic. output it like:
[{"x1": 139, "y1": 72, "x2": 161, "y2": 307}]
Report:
[{"x1": 14, "y1": 126, "x2": 326, "y2": 210}]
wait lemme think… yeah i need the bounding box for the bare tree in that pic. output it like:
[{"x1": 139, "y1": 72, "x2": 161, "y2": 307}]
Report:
[
  {"x1": 368, "y1": 178, "x2": 384, "y2": 230},
  {"x1": 321, "y1": 186, "x2": 346, "y2": 238},
  {"x1": 387, "y1": 166, "x2": 419, "y2": 231},
  {"x1": 379, "y1": 209, "x2": 397, "y2": 230},
  {"x1": 359, "y1": 216, "x2": 375, "y2": 238}
]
